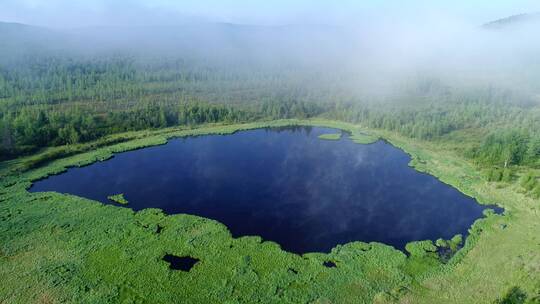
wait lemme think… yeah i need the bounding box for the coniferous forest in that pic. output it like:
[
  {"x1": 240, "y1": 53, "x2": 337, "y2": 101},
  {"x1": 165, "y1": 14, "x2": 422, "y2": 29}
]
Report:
[{"x1": 2, "y1": 54, "x2": 540, "y2": 192}]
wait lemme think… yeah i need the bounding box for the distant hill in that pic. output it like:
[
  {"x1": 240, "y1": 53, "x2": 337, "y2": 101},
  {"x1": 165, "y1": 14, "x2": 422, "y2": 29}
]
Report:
[
  {"x1": 483, "y1": 13, "x2": 540, "y2": 29},
  {"x1": 0, "y1": 21, "x2": 63, "y2": 45},
  {"x1": 0, "y1": 21, "x2": 347, "y2": 64},
  {"x1": 0, "y1": 22, "x2": 67, "y2": 62},
  {"x1": 0, "y1": 21, "x2": 340, "y2": 50}
]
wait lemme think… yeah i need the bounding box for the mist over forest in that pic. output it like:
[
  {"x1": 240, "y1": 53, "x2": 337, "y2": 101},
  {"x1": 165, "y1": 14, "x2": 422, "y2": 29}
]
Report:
[
  {"x1": 2, "y1": 13, "x2": 540, "y2": 94},
  {"x1": 2, "y1": 13, "x2": 540, "y2": 170}
]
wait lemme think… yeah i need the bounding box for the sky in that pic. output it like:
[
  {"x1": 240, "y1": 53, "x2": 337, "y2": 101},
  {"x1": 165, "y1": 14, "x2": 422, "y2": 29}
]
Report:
[{"x1": 1, "y1": 0, "x2": 540, "y2": 28}]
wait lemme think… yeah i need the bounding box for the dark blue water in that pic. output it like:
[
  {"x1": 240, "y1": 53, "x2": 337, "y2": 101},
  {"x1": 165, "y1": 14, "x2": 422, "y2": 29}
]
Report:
[{"x1": 30, "y1": 126, "x2": 498, "y2": 253}]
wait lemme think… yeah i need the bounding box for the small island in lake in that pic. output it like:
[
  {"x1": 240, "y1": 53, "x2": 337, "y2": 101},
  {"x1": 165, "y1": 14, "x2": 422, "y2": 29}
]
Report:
[
  {"x1": 107, "y1": 193, "x2": 129, "y2": 205},
  {"x1": 318, "y1": 133, "x2": 342, "y2": 140},
  {"x1": 350, "y1": 133, "x2": 378, "y2": 145}
]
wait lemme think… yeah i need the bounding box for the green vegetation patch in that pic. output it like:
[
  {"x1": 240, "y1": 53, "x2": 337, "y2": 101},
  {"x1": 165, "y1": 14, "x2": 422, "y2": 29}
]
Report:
[
  {"x1": 318, "y1": 133, "x2": 342, "y2": 140},
  {"x1": 0, "y1": 119, "x2": 537, "y2": 304},
  {"x1": 350, "y1": 132, "x2": 379, "y2": 144},
  {"x1": 107, "y1": 193, "x2": 128, "y2": 205}
]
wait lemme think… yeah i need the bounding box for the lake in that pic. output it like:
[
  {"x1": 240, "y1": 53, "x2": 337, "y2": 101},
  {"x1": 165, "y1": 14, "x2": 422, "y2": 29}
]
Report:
[{"x1": 30, "y1": 126, "x2": 499, "y2": 253}]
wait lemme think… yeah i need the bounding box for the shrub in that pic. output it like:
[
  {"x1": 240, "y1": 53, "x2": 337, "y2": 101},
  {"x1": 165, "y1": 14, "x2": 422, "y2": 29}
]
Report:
[
  {"x1": 501, "y1": 168, "x2": 513, "y2": 182},
  {"x1": 531, "y1": 185, "x2": 540, "y2": 199},
  {"x1": 495, "y1": 286, "x2": 527, "y2": 304},
  {"x1": 486, "y1": 168, "x2": 503, "y2": 182},
  {"x1": 520, "y1": 172, "x2": 537, "y2": 191}
]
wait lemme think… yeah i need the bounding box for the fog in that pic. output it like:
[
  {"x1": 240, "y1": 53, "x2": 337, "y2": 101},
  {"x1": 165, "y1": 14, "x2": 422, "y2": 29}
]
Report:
[
  {"x1": 2, "y1": 0, "x2": 539, "y2": 28},
  {"x1": 1, "y1": 0, "x2": 540, "y2": 98}
]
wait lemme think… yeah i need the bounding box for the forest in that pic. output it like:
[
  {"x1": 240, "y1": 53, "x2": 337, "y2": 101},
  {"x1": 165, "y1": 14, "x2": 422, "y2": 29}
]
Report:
[{"x1": 2, "y1": 55, "x2": 539, "y2": 171}]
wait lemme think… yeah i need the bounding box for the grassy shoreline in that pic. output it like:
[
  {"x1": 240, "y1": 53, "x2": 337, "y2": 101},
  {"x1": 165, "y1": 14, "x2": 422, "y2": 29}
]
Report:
[{"x1": 1, "y1": 119, "x2": 538, "y2": 303}]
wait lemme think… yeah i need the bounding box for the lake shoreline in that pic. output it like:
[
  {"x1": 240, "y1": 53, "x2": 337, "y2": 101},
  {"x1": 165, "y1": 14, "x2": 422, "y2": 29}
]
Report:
[{"x1": 0, "y1": 119, "x2": 536, "y2": 303}]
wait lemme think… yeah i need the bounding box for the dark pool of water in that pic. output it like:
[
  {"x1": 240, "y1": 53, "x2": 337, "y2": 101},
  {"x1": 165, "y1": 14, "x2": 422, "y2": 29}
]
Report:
[
  {"x1": 30, "y1": 126, "x2": 500, "y2": 253},
  {"x1": 323, "y1": 261, "x2": 337, "y2": 268},
  {"x1": 162, "y1": 255, "x2": 200, "y2": 271}
]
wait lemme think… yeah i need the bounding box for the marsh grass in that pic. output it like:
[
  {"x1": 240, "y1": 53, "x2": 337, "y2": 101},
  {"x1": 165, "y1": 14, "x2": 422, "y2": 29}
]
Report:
[
  {"x1": 318, "y1": 133, "x2": 342, "y2": 140},
  {"x1": 349, "y1": 133, "x2": 379, "y2": 144},
  {"x1": 0, "y1": 119, "x2": 537, "y2": 304}
]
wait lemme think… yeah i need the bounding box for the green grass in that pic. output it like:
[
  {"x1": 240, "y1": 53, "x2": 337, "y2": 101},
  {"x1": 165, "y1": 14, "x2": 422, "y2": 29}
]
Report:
[
  {"x1": 350, "y1": 133, "x2": 379, "y2": 144},
  {"x1": 1, "y1": 119, "x2": 538, "y2": 303},
  {"x1": 318, "y1": 133, "x2": 342, "y2": 140},
  {"x1": 107, "y1": 194, "x2": 128, "y2": 205}
]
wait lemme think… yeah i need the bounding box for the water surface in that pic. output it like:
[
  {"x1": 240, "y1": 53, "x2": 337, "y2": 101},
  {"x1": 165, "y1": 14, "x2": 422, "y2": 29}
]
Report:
[{"x1": 30, "y1": 127, "x2": 498, "y2": 253}]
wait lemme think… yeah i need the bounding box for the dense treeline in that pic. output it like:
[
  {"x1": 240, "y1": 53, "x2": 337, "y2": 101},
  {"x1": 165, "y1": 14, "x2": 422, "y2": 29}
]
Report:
[
  {"x1": 325, "y1": 97, "x2": 540, "y2": 164},
  {"x1": 0, "y1": 100, "x2": 326, "y2": 159},
  {"x1": 471, "y1": 130, "x2": 540, "y2": 167},
  {"x1": 2, "y1": 55, "x2": 540, "y2": 182},
  {"x1": 0, "y1": 55, "x2": 333, "y2": 158}
]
